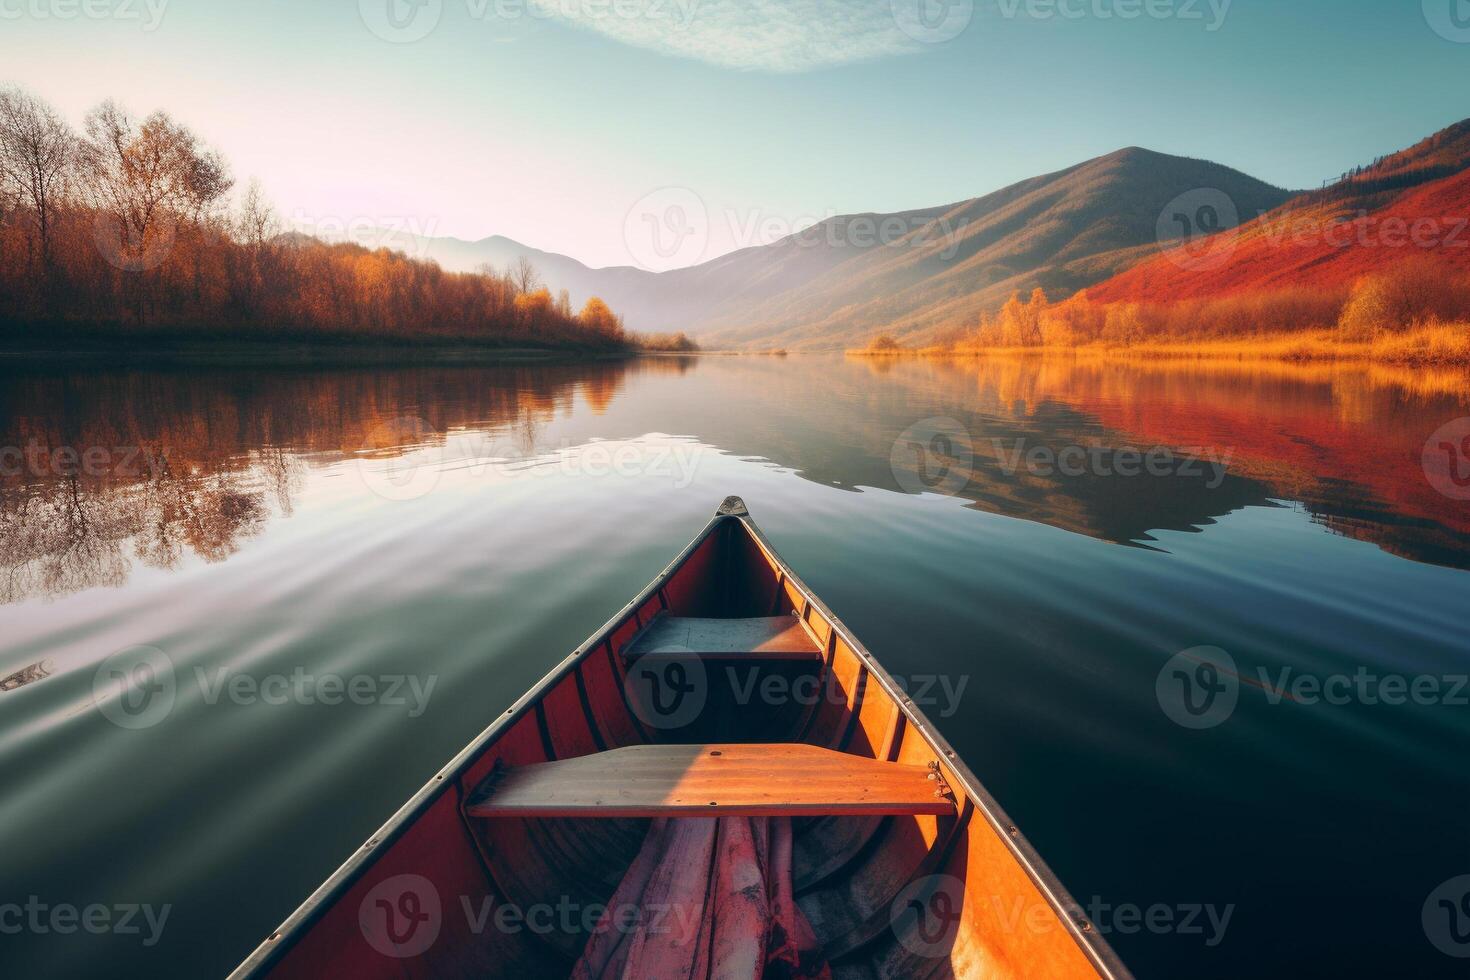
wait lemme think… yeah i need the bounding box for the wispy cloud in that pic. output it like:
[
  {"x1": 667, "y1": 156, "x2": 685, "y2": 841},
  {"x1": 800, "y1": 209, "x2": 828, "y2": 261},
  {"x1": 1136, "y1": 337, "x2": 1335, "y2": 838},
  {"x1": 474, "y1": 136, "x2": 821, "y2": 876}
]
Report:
[{"x1": 523, "y1": 0, "x2": 970, "y2": 72}]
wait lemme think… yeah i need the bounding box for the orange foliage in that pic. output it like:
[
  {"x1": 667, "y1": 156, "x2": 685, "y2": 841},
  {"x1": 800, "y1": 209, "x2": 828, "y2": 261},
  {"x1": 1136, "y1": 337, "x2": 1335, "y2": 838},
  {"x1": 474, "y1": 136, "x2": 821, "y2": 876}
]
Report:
[
  {"x1": 0, "y1": 87, "x2": 629, "y2": 350},
  {"x1": 577, "y1": 296, "x2": 625, "y2": 343}
]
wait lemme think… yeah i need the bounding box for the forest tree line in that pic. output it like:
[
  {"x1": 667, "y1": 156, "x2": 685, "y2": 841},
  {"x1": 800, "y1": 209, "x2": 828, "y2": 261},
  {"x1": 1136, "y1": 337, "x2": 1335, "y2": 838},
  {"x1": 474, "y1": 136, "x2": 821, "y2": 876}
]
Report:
[{"x1": 0, "y1": 84, "x2": 630, "y2": 349}]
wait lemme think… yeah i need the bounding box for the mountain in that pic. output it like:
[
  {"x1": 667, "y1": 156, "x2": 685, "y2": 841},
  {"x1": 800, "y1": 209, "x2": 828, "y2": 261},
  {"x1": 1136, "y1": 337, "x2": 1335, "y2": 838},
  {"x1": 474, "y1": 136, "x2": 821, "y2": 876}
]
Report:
[
  {"x1": 689, "y1": 148, "x2": 1291, "y2": 349},
  {"x1": 1085, "y1": 118, "x2": 1470, "y2": 305},
  {"x1": 380, "y1": 148, "x2": 1292, "y2": 349}
]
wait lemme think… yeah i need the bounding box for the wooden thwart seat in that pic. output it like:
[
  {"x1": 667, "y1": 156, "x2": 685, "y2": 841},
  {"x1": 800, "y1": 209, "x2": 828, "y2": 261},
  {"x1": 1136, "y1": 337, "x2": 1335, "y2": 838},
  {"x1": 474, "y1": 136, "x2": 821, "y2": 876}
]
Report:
[
  {"x1": 465, "y1": 743, "x2": 955, "y2": 819},
  {"x1": 623, "y1": 616, "x2": 821, "y2": 662}
]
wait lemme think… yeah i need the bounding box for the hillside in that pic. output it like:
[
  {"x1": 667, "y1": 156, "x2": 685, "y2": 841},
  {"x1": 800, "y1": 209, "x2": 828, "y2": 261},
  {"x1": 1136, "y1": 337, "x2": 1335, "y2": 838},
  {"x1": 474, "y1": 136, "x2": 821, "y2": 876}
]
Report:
[
  {"x1": 394, "y1": 149, "x2": 1291, "y2": 349},
  {"x1": 693, "y1": 148, "x2": 1291, "y2": 349},
  {"x1": 1086, "y1": 118, "x2": 1470, "y2": 305}
]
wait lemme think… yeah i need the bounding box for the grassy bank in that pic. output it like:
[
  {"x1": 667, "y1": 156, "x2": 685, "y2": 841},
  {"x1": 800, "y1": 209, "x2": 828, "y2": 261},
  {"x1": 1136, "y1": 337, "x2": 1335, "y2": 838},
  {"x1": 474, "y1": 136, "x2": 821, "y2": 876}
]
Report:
[{"x1": 851, "y1": 322, "x2": 1470, "y2": 366}]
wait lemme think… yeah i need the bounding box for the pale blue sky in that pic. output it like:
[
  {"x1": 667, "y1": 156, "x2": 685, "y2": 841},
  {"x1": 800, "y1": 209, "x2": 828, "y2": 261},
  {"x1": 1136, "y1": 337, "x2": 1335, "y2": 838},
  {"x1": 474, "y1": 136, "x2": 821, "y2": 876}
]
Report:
[{"x1": 2, "y1": 0, "x2": 1466, "y2": 267}]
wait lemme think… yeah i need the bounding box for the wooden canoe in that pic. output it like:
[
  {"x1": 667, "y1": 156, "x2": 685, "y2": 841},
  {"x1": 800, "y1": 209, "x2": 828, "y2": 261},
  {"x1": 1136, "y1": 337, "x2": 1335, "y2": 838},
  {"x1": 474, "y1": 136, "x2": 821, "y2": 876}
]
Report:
[{"x1": 229, "y1": 497, "x2": 1130, "y2": 979}]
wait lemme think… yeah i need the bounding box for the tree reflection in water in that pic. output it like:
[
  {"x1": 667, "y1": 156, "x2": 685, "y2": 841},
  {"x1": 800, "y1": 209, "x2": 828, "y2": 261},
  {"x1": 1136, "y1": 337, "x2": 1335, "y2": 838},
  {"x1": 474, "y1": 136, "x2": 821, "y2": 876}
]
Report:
[{"x1": 0, "y1": 359, "x2": 665, "y2": 602}]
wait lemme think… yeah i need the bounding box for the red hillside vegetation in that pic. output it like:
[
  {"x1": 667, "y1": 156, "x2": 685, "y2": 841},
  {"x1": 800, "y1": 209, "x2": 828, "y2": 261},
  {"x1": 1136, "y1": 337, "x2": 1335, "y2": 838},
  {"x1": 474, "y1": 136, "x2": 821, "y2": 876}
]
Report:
[{"x1": 1086, "y1": 164, "x2": 1470, "y2": 304}]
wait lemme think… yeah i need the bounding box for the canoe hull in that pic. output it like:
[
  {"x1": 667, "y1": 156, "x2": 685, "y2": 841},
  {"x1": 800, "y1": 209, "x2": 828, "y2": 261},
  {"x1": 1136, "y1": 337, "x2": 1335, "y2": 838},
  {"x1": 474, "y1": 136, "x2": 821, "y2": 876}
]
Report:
[{"x1": 229, "y1": 498, "x2": 1130, "y2": 979}]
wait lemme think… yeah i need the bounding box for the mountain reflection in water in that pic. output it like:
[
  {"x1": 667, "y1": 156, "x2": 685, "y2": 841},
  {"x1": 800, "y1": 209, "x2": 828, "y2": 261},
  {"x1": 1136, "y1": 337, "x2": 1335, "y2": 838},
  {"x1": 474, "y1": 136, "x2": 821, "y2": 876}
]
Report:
[{"x1": 2, "y1": 353, "x2": 1467, "y2": 605}]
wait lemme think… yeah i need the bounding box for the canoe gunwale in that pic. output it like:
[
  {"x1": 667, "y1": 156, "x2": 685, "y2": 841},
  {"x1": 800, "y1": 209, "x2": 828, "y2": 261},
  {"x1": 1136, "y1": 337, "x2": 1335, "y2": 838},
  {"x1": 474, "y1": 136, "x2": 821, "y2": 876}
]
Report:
[{"x1": 228, "y1": 497, "x2": 1133, "y2": 980}]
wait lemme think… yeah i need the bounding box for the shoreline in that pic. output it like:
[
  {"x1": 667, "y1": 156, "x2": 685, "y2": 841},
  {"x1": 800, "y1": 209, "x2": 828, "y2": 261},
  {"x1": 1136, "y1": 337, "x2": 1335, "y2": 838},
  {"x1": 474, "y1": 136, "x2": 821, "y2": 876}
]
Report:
[
  {"x1": 846, "y1": 329, "x2": 1470, "y2": 367},
  {"x1": 0, "y1": 324, "x2": 644, "y2": 368},
  {"x1": 0, "y1": 342, "x2": 638, "y2": 369}
]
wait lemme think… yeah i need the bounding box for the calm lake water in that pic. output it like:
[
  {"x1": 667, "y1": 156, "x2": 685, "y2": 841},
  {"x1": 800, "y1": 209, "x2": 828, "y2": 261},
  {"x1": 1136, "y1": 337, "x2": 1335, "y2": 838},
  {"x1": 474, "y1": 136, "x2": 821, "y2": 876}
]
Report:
[{"x1": 2, "y1": 353, "x2": 1468, "y2": 978}]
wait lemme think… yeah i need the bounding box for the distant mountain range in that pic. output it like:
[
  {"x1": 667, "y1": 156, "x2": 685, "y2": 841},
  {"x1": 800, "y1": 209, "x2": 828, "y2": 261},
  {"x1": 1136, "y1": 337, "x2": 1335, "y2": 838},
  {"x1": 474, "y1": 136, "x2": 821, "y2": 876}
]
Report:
[{"x1": 356, "y1": 120, "x2": 1468, "y2": 348}]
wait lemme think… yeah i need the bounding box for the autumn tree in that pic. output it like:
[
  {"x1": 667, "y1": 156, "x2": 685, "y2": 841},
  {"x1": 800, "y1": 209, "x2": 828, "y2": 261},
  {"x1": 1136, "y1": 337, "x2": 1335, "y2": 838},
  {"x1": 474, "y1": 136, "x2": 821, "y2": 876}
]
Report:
[
  {"x1": 234, "y1": 178, "x2": 277, "y2": 249},
  {"x1": 77, "y1": 100, "x2": 232, "y2": 322},
  {"x1": 511, "y1": 255, "x2": 540, "y2": 294},
  {"x1": 225, "y1": 178, "x2": 279, "y2": 319},
  {"x1": 578, "y1": 296, "x2": 624, "y2": 341},
  {"x1": 515, "y1": 287, "x2": 554, "y2": 330},
  {"x1": 0, "y1": 85, "x2": 74, "y2": 292}
]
